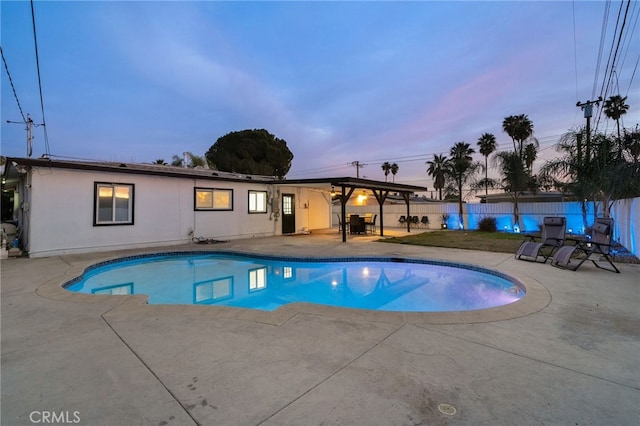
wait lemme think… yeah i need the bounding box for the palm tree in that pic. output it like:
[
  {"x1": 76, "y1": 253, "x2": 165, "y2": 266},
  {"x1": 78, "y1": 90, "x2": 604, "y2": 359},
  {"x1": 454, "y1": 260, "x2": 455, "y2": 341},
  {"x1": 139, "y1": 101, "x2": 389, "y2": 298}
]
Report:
[
  {"x1": 493, "y1": 151, "x2": 532, "y2": 229},
  {"x1": 540, "y1": 129, "x2": 639, "y2": 219},
  {"x1": 390, "y1": 163, "x2": 399, "y2": 182},
  {"x1": 502, "y1": 114, "x2": 534, "y2": 160},
  {"x1": 604, "y1": 94, "x2": 629, "y2": 158},
  {"x1": 426, "y1": 154, "x2": 449, "y2": 201},
  {"x1": 188, "y1": 153, "x2": 207, "y2": 168},
  {"x1": 523, "y1": 139, "x2": 540, "y2": 173},
  {"x1": 448, "y1": 142, "x2": 479, "y2": 229},
  {"x1": 381, "y1": 162, "x2": 391, "y2": 182},
  {"x1": 477, "y1": 133, "x2": 497, "y2": 198},
  {"x1": 153, "y1": 159, "x2": 168, "y2": 165}
]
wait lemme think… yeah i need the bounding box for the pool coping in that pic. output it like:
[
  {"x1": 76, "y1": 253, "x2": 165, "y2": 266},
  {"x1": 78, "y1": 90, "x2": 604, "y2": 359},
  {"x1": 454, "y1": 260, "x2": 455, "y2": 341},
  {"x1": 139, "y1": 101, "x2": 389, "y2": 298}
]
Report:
[{"x1": 37, "y1": 249, "x2": 552, "y2": 325}]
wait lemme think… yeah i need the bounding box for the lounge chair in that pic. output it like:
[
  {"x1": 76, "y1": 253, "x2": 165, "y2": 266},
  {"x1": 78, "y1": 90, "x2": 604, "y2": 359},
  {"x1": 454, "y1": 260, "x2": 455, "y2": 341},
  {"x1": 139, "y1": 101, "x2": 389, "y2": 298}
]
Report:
[
  {"x1": 551, "y1": 217, "x2": 620, "y2": 273},
  {"x1": 515, "y1": 216, "x2": 566, "y2": 263}
]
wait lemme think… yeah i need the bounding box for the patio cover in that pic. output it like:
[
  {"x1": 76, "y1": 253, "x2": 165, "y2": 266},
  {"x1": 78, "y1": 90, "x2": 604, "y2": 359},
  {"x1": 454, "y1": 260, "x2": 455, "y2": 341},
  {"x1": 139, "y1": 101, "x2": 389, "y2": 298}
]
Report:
[{"x1": 277, "y1": 177, "x2": 428, "y2": 242}]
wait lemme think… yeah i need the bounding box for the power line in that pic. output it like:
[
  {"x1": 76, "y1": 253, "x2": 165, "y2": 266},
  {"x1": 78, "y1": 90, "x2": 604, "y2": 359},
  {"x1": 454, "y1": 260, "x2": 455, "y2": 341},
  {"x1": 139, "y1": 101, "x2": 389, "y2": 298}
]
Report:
[
  {"x1": 595, "y1": 0, "x2": 632, "y2": 132},
  {"x1": 592, "y1": 0, "x2": 610, "y2": 100},
  {"x1": 30, "y1": 0, "x2": 51, "y2": 156},
  {"x1": 572, "y1": 0, "x2": 580, "y2": 102},
  {"x1": 0, "y1": 45, "x2": 27, "y2": 123},
  {"x1": 626, "y1": 54, "x2": 639, "y2": 97}
]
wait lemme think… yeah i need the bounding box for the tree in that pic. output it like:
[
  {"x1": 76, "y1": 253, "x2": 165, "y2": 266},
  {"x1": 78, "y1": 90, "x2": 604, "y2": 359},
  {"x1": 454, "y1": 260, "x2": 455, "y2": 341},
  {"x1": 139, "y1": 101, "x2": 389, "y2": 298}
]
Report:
[
  {"x1": 205, "y1": 129, "x2": 294, "y2": 179},
  {"x1": 169, "y1": 153, "x2": 206, "y2": 168},
  {"x1": 381, "y1": 162, "x2": 391, "y2": 182},
  {"x1": 523, "y1": 139, "x2": 539, "y2": 173},
  {"x1": 187, "y1": 153, "x2": 207, "y2": 168},
  {"x1": 447, "y1": 142, "x2": 479, "y2": 228},
  {"x1": 603, "y1": 94, "x2": 629, "y2": 157},
  {"x1": 477, "y1": 133, "x2": 497, "y2": 198},
  {"x1": 540, "y1": 129, "x2": 639, "y2": 219},
  {"x1": 153, "y1": 159, "x2": 167, "y2": 165},
  {"x1": 426, "y1": 154, "x2": 449, "y2": 201},
  {"x1": 493, "y1": 150, "x2": 534, "y2": 228},
  {"x1": 390, "y1": 163, "x2": 399, "y2": 182},
  {"x1": 502, "y1": 114, "x2": 534, "y2": 160},
  {"x1": 623, "y1": 125, "x2": 640, "y2": 162}
]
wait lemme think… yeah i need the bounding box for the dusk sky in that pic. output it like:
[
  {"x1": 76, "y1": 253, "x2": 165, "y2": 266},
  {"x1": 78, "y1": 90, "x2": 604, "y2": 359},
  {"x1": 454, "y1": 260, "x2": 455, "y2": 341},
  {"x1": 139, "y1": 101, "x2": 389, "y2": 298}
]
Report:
[{"x1": 2, "y1": 1, "x2": 638, "y2": 189}]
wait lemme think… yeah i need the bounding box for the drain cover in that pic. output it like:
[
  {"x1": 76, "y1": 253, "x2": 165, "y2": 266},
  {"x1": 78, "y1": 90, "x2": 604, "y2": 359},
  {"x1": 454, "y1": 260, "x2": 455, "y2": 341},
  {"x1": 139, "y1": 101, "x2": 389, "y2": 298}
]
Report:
[{"x1": 438, "y1": 403, "x2": 457, "y2": 415}]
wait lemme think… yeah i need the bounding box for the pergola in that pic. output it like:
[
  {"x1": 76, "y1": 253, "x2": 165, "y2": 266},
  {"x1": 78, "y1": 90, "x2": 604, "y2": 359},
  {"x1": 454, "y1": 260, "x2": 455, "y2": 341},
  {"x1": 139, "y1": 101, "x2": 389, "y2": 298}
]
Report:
[{"x1": 278, "y1": 177, "x2": 428, "y2": 242}]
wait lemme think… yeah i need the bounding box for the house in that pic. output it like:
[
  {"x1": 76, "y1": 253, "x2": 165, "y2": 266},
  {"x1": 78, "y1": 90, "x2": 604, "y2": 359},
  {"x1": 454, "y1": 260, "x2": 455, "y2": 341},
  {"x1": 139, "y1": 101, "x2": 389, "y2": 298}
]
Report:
[
  {"x1": 1, "y1": 157, "x2": 426, "y2": 258},
  {"x1": 477, "y1": 191, "x2": 567, "y2": 203}
]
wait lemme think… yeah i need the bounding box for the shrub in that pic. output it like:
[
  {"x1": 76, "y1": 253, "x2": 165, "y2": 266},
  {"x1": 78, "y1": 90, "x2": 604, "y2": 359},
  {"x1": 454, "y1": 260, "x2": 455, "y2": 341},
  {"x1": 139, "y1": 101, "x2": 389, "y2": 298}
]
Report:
[{"x1": 478, "y1": 217, "x2": 497, "y2": 232}]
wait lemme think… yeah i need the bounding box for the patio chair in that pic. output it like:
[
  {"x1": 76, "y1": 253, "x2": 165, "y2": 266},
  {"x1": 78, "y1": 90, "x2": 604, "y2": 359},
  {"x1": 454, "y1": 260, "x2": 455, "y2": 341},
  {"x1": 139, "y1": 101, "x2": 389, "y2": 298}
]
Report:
[
  {"x1": 420, "y1": 216, "x2": 429, "y2": 228},
  {"x1": 336, "y1": 214, "x2": 347, "y2": 233},
  {"x1": 411, "y1": 216, "x2": 419, "y2": 228},
  {"x1": 551, "y1": 217, "x2": 620, "y2": 273},
  {"x1": 515, "y1": 216, "x2": 566, "y2": 263},
  {"x1": 365, "y1": 214, "x2": 377, "y2": 234},
  {"x1": 350, "y1": 214, "x2": 365, "y2": 234},
  {"x1": 398, "y1": 215, "x2": 407, "y2": 226}
]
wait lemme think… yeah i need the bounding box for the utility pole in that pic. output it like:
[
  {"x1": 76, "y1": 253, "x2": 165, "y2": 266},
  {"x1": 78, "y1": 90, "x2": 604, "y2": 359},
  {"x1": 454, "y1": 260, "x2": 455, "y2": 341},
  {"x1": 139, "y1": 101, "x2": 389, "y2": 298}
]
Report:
[
  {"x1": 576, "y1": 97, "x2": 602, "y2": 163},
  {"x1": 350, "y1": 161, "x2": 367, "y2": 178},
  {"x1": 7, "y1": 113, "x2": 39, "y2": 158}
]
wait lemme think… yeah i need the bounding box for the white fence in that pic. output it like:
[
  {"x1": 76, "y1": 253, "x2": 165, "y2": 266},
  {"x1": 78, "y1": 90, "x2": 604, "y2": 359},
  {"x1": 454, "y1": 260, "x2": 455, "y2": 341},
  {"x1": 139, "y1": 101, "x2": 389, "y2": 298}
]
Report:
[{"x1": 332, "y1": 197, "x2": 640, "y2": 257}]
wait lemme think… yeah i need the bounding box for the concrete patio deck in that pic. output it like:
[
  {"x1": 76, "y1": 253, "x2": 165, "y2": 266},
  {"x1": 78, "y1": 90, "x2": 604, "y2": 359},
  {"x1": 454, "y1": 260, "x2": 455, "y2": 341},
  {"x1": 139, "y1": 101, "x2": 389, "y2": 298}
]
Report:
[{"x1": 2, "y1": 230, "x2": 639, "y2": 425}]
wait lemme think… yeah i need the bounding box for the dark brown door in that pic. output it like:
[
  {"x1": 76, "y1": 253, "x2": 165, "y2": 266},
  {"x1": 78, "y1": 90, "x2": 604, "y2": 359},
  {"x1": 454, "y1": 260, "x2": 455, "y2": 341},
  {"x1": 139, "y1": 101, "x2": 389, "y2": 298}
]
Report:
[{"x1": 282, "y1": 194, "x2": 295, "y2": 234}]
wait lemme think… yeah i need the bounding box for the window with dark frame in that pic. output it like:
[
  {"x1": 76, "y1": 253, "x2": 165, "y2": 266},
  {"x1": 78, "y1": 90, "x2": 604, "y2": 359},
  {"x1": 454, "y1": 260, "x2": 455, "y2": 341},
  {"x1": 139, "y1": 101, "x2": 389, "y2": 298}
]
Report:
[
  {"x1": 94, "y1": 182, "x2": 134, "y2": 225},
  {"x1": 248, "y1": 190, "x2": 268, "y2": 213},
  {"x1": 194, "y1": 188, "x2": 233, "y2": 211}
]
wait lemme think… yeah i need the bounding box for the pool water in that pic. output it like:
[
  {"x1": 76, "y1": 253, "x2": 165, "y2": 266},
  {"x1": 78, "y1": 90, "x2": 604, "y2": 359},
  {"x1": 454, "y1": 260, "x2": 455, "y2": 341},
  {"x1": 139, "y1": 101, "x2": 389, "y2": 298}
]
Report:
[{"x1": 65, "y1": 252, "x2": 525, "y2": 312}]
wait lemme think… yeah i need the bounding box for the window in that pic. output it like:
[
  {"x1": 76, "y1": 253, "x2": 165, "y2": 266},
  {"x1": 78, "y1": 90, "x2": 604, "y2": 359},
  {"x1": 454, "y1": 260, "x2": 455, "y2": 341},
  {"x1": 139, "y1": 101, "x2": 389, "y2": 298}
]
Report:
[
  {"x1": 92, "y1": 282, "x2": 133, "y2": 295},
  {"x1": 94, "y1": 183, "x2": 134, "y2": 225},
  {"x1": 248, "y1": 190, "x2": 268, "y2": 213},
  {"x1": 195, "y1": 188, "x2": 233, "y2": 210},
  {"x1": 282, "y1": 195, "x2": 293, "y2": 215},
  {"x1": 249, "y1": 267, "x2": 267, "y2": 291},
  {"x1": 193, "y1": 277, "x2": 233, "y2": 304}
]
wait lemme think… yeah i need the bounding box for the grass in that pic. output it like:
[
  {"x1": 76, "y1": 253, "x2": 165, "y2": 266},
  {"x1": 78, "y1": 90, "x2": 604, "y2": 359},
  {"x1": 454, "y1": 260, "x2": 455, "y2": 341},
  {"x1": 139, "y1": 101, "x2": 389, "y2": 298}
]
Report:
[
  {"x1": 381, "y1": 230, "x2": 640, "y2": 263},
  {"x1": 382, "y1": 230, "x2": 533, "y2": 254}
]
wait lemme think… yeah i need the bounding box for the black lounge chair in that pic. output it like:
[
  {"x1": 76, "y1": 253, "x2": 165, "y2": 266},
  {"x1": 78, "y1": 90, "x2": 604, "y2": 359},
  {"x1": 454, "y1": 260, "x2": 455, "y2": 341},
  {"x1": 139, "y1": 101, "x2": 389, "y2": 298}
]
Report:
[
  {"x1": 515, "y1": 216, "x2": 566, "y2": 263},
  {"x1": 551, "y1": 217, "x2": 620, "y2": 273}
]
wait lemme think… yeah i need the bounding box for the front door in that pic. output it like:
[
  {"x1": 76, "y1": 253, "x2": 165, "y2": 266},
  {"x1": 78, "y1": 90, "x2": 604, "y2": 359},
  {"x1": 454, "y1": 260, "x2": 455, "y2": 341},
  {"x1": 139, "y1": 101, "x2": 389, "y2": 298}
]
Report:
[{"x1": 282, "y1": 194, "x2": 295, "y2": 234}]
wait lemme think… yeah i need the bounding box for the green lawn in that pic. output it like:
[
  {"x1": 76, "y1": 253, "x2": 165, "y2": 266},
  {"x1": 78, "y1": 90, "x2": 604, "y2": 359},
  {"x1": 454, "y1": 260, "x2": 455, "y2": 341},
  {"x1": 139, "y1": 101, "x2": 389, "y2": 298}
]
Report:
[
  {"x1": 381, "y1": 230, "x2": 529, "y2": 254},
  {"x1": 381, "y1": 230, "x2": 639, "y2": 263}
]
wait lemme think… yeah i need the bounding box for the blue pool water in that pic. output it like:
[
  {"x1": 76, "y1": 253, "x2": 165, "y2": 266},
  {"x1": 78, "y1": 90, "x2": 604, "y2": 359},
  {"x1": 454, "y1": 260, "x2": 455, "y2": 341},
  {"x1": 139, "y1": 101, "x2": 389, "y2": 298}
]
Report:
[{"x1": 65, "y1": 252, "x2": 525, "y2": 312}]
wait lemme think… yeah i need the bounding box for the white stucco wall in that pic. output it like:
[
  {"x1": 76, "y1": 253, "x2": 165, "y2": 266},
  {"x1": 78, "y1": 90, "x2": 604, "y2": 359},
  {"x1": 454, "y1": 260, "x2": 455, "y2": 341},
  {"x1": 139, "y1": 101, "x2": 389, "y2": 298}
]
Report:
[{"x1": 25, "y1": 167, "x2": 331, "y2": 257}]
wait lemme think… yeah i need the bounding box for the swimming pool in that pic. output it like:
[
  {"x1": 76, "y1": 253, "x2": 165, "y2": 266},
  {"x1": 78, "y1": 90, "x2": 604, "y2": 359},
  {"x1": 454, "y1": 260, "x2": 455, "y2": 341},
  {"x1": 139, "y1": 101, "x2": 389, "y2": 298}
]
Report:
[{"x1": 64, "y1": 252, "x2": 525, "y2": 312}]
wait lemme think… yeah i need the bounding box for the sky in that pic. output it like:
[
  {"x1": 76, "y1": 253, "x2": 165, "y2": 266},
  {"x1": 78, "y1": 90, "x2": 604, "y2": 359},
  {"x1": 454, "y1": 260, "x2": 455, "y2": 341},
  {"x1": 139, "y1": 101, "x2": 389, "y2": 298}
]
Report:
[{"x1": 1, "y1": 1, "x2": 639, "y2": 190}]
